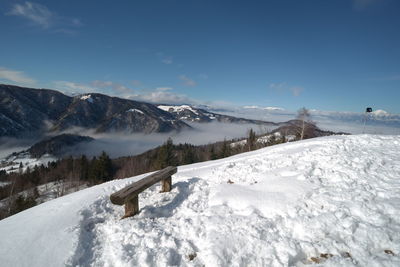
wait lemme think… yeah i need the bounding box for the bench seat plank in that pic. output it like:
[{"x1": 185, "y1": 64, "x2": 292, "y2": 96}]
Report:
[{"x1": 110, "y1": 166, "x2": 177, "y2": 205}]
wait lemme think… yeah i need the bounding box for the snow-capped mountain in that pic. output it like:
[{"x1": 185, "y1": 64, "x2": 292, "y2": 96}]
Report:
[
  {"x1": 158, "y1": 104, "x2": 279, "y2": 126},
  {"x1": 1, "y1": 134, "x2": 399, "y2": 266},
  {"x1": 0, "y1": 84, "x2": 189, "y2": 138}
]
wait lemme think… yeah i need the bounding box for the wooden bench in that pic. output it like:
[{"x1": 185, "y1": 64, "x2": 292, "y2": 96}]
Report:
[{"x1": 110, "y1": 166, "x2": 177, "y2": 218}]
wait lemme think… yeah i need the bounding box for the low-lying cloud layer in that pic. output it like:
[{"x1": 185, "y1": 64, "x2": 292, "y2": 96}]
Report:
[
  {"x1": 0, "y1": 122, "x2": 273, "y2": 160},
  {"x1": 72, "y1": 122, "x2": 273, "y2": 158},
  {"x1": 2, "y1": 107, "x2": 399, "y2": 161}
]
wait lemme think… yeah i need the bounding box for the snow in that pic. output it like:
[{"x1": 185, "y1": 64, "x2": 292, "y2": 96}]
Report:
[
  {"x1": 80, "y1": 95, "x2": 94, "y2": 103},
  {"x1": 0, "y1": 181, "x2": 10, "y2": 188},
  {"x1": 372, "y1": 109, "x2": 389, "y2": 116},
  {"x1": 126, "y1": 108, "x2": 144, "y2": 115},
  {"x1": 230, "y1": 139, "x2": 247, "y2": 148},
  {"x1": 158, "y1": 105, "x2": 199, "y2": 115},
  {"x1": 0, "y1": 152, "x2": 56, "y2": 174},
  {"x1": 1, "y1": 135, "x2": 400, "y2": 266},
  {"x1": 0, "y1": 181, "x2": 88, "y2": 209},
  {"x1": 230, "y1": 132, "x2": 295, "y2": 148}
]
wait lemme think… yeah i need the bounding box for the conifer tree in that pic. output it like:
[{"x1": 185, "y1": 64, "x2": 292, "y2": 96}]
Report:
[
  {"x1": 155, "y1": 137, "x2": 177, "y2": 169},
  {"x1": 247, "y1": 128, "x2": 257, "y2": 151},
  {"x1": 182, "y1": 144, "x2": 196, "y2": 164},
  {"x1": 97, "y1": 151, "x2": 113, "y2": 182},
  {"x1": 88, "y1": 156, "x2": 98, "y2": 184},
  {"x1": 219, "y1": 139, "x2": 231, "y2": 158},
  {"x1": 210, "y1": 145, "x2": 218, "y2": 160},
  {"x1": 80, "y1": 155, "x2": 89, "y2": 181}
]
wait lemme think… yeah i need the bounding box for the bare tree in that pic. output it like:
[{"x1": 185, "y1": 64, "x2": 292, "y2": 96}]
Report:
[{"x1": 296, "y1": 107, "x2": 314, "y2": 140}]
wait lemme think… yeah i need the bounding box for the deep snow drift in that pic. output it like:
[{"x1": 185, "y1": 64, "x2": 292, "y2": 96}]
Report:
[{"x1": 0, "y1": 135, "x2": 400, "y2": 266}]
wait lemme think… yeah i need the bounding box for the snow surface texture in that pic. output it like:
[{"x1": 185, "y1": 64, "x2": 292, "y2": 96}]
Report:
[{"x1": 1, "y1": 135, "x2": 400, "y2": 266}]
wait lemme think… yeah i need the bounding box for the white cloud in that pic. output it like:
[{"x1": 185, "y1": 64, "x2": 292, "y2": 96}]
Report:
[
  {"x1": 179, "y1": 75, "x2": 197, "y2": 87},
  {"x1": 8, "y1": 1, "x2": 82, "y2": 32},
  {"x1": 9, "y1": 1, "x2": 52, "y2": 28},
  {"x1": 269, "y1": 82, "x2": 304, "y2": 97},
  {"x1": 52, "y1": 80, "x2": 195, "y2": 104},
  {"x1": 52, "y1": 81, "x2": 96, "y2": 95},
  {"x1": 0, "y1": 67, "x2": 36, "y2": 85}
]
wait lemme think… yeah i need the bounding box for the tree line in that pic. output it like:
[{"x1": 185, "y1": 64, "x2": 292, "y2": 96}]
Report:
[{"x1": 0, "y1": 109, "x2": 323, "y2": 220}]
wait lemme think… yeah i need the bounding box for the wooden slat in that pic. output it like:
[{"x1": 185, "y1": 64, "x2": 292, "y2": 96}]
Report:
[{"x1": 110, "y1": 166, "x2": 177, "y2": 205}]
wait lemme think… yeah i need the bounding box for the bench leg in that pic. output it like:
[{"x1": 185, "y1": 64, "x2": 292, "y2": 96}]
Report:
[
  {"x1": 161, "y1": 176, "x2": 172, "y2": 192},
  {"x1": 122, "y1": 196, "x2": 139, "y2": 219}
]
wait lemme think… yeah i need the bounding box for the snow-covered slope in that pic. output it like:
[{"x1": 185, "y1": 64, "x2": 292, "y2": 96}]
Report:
[{"x1": 1, "y1": 135, "x2": 400, "y2": 266}]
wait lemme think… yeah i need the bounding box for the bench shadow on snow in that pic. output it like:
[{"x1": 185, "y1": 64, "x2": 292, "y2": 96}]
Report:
[
  {"x1": 68, "y1": 177, "x2": 201, "y2": 266},
  {"x1": 139, "y1": 177, "x2": 201, "y2": 218}
]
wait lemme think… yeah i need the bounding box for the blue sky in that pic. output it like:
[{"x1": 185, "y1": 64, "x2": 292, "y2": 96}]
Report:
[{"x1": 1, "y1": 0, "x2": 399, "y2": 113}]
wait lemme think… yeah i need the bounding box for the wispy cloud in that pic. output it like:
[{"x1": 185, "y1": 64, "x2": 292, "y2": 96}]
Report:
[
  {"x1": 133, "y1": 87, "x2": 196, "y2": 104},
  {"x1": 352, "y1": 0, "x2": 379, "y2": 11},
  {"x1": 91, "y1": 80, "x2": 131, "y2": 94},
  {"x1": 52, "y1": 79, "x2": 193, "y2": 104},
  {"x1": 0, "y1": 67, "x2": 36, "y2": 85},
  {"x1": 52, "y1": 81, "x2": 96, "y2": 95},
  {"x1": 161, "y1": 56, "x2": 173, "y2": 64},
  {"x1": 179, "y1": 75, "x2": 197, "y2": 87},
  {"x1": 156, "y1": 52, "x2": 173, "y2": 65},
  {"x1": 8, "y1": 1, "x2": 82, "y2": 33},
  {"x1": 53, "y1": 80, "x2": 136, "y2": 97},
  {"x1": 8, "y1": 1, "x2": 52, "y2": 28},
  {"x1": 53, "y1": 79, "x2": 232, "y2": 107},
  {"x1": 386, "y1": 75, "x2": 400, "y2": 81},
  {"x1": 269, "y1": 82, "x2": 304, "y2": 97}
]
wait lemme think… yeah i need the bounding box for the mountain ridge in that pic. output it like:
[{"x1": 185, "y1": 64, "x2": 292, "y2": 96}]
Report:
[{"x1": 0, "y1": 84, "x2": 189, "y2": 138}]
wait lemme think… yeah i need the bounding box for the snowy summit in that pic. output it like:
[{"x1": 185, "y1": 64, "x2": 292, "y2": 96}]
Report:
[
  {"x1": 0, "y1": 135, "x2": 400, "y2": 266},
  {"x1": 80, "y1": 94, "x2": 94, "y2": 103}
]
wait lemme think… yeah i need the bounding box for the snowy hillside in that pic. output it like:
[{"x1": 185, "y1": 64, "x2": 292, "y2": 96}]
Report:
[{"x1": 1, "y1": 135, "x2": 400, "y2": 266}]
